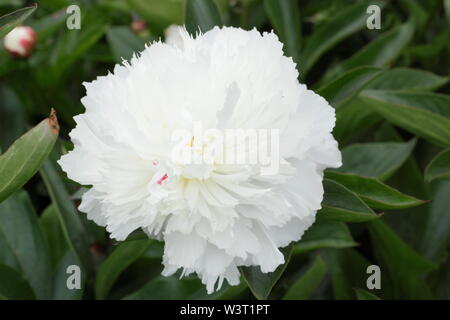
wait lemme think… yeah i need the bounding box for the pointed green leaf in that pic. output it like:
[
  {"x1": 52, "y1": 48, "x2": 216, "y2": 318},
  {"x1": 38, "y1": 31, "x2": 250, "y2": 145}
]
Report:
[
  {"x1": 0, "y1": 110, "x2": 59, "y2": 203},
  {"x1": 0, "y1": 264, "x2": 35, "y2": 300},
  {"x1": 95, "y1": 239, "x2": 154, "y2": 300},
  {"x1": 317, "y1": 66, "x2": 383, "y2": 108},
  {"x1": 0, "y1": 4, "x2": 37, "y2": 39},
  {"x1": 326, "y1": 171, "x2": 425, "y2": 210},
  {"x1": 294, "y1": 221, "x2": 357, "y2": 254},
  {"x1": 0, "y1": 191, "x2": 51, "y2": 299},
  {"x1": 240, "y1": 245, "x2": 293, "y2": 300},
  {"x1": 317, "y1": 179, "x2": 378, "y2": 222},
  {"x1": 367, "y1": 68, "x2": 448, "y2": 91},
  {"x1": 185, "y1": 0, "x2": 222, "y2": 35},
  {"x1": 282, "y1": 255, "x2": 327, "y2": 300},
  {"x1": 264, "y1": 0, "x2": 301, "y2": 65},
  {"x1": 360, "y1": 90, "x2": 450, "y2": 147},
  {"x1": 424, "y1": 148, "x2": 450, "y2": 182},
  {"x1": 336, "y1": 139, "x2": 416, "y2": 180}
]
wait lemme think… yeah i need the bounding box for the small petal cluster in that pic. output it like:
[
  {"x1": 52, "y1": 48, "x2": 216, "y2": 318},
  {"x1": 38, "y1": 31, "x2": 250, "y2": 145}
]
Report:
[
  {"x1": 59, "y1": 27, "x2": 341, "y2": 293},
  {"x1": 3, "y1": 25, "x2": 36, "y2": 58}
]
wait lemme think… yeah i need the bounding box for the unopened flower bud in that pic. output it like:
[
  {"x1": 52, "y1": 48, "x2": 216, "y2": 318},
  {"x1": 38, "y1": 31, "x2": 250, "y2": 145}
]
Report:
[
  {"x1": 131, "y1": 19, "x2": 147, "y2": 34},
  {"x1": 3, "y1": 25, "x2": 36, "y2": 58}
]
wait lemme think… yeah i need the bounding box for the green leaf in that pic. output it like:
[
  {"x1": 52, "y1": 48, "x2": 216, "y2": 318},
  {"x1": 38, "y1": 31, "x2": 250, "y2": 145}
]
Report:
[
  {"x1": 124, "y1": 276, "x2": 206, "y2": 300},
  {"x1": 240, "y1": 245, "x2": 293, "y2": 300},
  {"x1": 336, "y1": 139, "x2": 416, "y2": 180},
  {"x1": 368, "y1": 220, "x2": 436, "y2": 299},
  {"x1": 301, "y1": 1, "x2": 384, "y2": 77},
  {"x1": 0, "y1": 4, "x2": 37, "y2": 39},
  {"x1": 323, "y1": 248, "x2": 372, "y2": 300},
  {"x1": 0, "y1": 264, "x2": 35, "y2": 300},
  {"x1": 0, "y1": 110, "x2": 59, "y2": 204},
  {"x1": 367, "y1": 68, "x2": 448, "y2": 91},
  {"x1": 39, "y1": 204, "x2": 68, "y2": 268},
  {"x1": 420, "y1": 180, "x2": 450, "y2": 264},
  {"x1": 185, "y1": 0, "x2": 222, "y2": 35},
  {"x1": 424, "y1": 148, "x2": 450, "y2": 182},
  {"x1": 0, "y1": 191, "x2": 51, "y2": 299},
  {"x1": 95, "y1": 239, "x2": 154, "y2": 300},
  {"x1": 317, "y1": 66, "x2": 383, "y2": 108},
  {"x1": 282, "y1": 255, "x2": 327, "y2": 300},
  {"x1": 52, "y1": 250, "x2": 84, "y2": 300},
  {"x1": 317, "y1": 179, "x2": 378, "y2": 222},
  {"x1": 106, "y1": 26, "x2": 146, "y2": 63},
  {"x1": 326, "y1": 171, "x2": 425, "y2": 210},
  {"x1": 263, "y1": 0, "x2": 301, "y2": 65},
  {"x1": 0, "y1": 85, "x2": 25, "y2": 152},
  {"x1": 333, "y1": 97, "x2": 381, "y2": 145},
  {"x1": 360, "y1": 90, "x2": 450, "y2": 147},
  {"x1": 294, "y1": 221, "x2": 357, "y2": 254},
  {"x1": 127, "y1": 0, "x2": 184, "y2": 32},
  {"x1": 40, "y1": 159, "x2": 92, "y2": 276},
  {"x1": 327, "y1": 23, "x2": 414, "y2": 79},
  {"x1": 355, "y1": 288, "x2": 381, "y2": 300}
]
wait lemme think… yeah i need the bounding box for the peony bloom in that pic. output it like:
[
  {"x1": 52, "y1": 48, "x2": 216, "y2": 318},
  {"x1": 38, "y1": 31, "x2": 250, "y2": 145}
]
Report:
[
  {"x1": 164, "y1": 24, "x2": 184, "y2": 48},
  {"x1": 3, "y1": 25, "x2": 36, "y2": 58},
  {"x1": 59, "y1": 26, "x2": 341, "y2": 293}
]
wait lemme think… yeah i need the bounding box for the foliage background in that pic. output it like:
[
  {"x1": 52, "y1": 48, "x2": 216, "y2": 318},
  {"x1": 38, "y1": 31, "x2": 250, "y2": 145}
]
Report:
[{"x1": 0, "y1": 0, "x2": 449, "y2": 300}]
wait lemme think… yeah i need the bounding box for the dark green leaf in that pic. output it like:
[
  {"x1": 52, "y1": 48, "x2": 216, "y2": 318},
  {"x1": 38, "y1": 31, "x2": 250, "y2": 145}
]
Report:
[
  {"x1": 0, "y1": 191, "x2": 51, "y2": 299},
  {"x1": 301, "y1": 1, "x2": 384, "y2": 77},
  {"x1": 40, "y1": 159, "x2": 92, "y2": 276},
  {"x1": 317, "y1": 179, "x2": 378, "y2": 222},
  {"x1": 0, "y1": 110, "x2": 59, "y2": 203},
  {"x1": 52, "y1": 250, "x2": 84, "y2": 300},
  {"x1": 323, "y1": 248, "x2": 372, "y2": 300},
  {"x1": 95, "y1": 239, "x2": 153, "y2": 299},
  {"x1": 327, "y1": 23, "x2": 414, "y2": 78},
  {"x1": 106, "y1": 26, "x2": 146, "y2": 63},
  {"x1": 317, "y1": 66, "x2": 382, "y2": 108},
  {"x1": 424, "y1": 148, "x2": 450, "y2": 182},
  {"x1": 360, "y1": 90, "x2": 450, "y2": 147},
  {"x1": 355, "y1": 288, "x2": 381, "y2": 300},
  {"x1": 185, "y1": 0, "x2": 223, "y2": 35},
  {"x1": 326, "y1": 171, "x2": 425, "y2": 210},
  {"x1": 264, "y1": 0, "x2": 301, "y2": 64},
  {"x1": 419, "y1": 180, "x2": 450, "y2": 264},
  {"x1": 0, "y1": 264, "x2": 35, "y2": 300},
  {"x1": 124, "y1": 275, "x2": 206, "y2": 300},
  {"x1": 0, "y1": 4, "x2": 37, "y2": 39},
  {"x1": 282, "y1": 255, "x2": 327, "y2": 300},
  {"x1": 39, "y1": 204, "x2": 68, "y2": 268},
  {"x1": 368, "y1": 220, "x2": 436, "y2": 299},
  {"x1": 367, "y1": 68, "x2": 448, "y2": 91},
  {"x1": 294, "y1": 221, "x2": 357, "y2": 254},
  {"x1": 240, "y1": 245, "x2": 293, "y2": 300},
  {"x1": 336, "y1": 139, "x2": 416, "y2": 180}
]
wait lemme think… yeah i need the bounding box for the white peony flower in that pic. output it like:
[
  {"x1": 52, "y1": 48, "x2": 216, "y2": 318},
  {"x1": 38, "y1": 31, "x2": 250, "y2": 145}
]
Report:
[
  {"x1": 164, "y1": 24, "x2": 184, "y2": 48},
  {"x1": 58, "y1": 26, "x2": 341, "y2": 293},
  {"x1": 3, "y1": 25, "x2": 36, "y2": 57}
]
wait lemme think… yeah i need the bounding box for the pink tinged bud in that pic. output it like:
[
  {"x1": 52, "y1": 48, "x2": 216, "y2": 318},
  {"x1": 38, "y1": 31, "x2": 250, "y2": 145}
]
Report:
[
  {"x1": 131, "y1": 19, "x2": 147, "y2": 33},
  {"x1": 3, "y1": 26, "x2": 36, "y2": 58}
]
